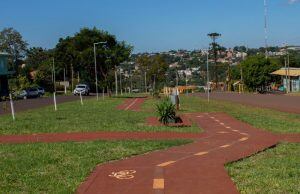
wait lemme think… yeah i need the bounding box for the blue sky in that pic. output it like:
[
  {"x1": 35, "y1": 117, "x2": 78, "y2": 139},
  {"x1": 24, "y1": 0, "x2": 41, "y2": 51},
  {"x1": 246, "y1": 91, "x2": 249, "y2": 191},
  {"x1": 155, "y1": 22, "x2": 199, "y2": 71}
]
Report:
[{"x1": 1, "y1": 0, "x2": 300, "y2": 53}]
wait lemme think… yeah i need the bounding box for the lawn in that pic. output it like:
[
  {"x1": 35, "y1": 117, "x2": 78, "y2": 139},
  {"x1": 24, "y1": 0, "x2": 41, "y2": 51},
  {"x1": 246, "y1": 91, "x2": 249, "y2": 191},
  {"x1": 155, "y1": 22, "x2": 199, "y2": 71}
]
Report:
[
  {"x1": 0, "y1": 139, "x2": 191, "y2": 193},
  {"x1": 226, "y1": 143, "x2": 300, "y2": 194},
  {"x1": 179, "y1": 95, "x2": 300, "y2": 134},
  {"x1": 0, "y1": 97, "x2": 200, "y2": 135}
]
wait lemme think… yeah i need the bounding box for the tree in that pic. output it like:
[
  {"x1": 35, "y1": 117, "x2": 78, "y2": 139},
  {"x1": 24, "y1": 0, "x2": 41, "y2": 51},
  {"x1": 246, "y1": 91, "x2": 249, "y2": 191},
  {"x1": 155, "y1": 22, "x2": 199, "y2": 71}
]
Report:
[
  {"x1": 54, "y1": 27, "x2": 132, "y2": 91},
  {"x1": 0, "y1": 27, "x2": 28, "y2": 69},
  {"x1": 241, "y1": 55, "x2": 280, "y2": 91},
  {"x1": 26, "y1": 47, "x2": 51, "y2": 69},
  {"x1": 136, "y1": 54, "x2": 168, "y2": 91}
]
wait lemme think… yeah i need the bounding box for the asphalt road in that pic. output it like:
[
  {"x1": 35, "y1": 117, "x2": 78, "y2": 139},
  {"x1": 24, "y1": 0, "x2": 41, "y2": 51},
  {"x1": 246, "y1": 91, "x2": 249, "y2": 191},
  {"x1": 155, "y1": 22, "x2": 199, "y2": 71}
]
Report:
[
  {"x1": 0, "y1": 95, "x2": 94, "y2": 116},
  {"x1": 195, "y1": 92, "x2": 300, "y2": 114}
]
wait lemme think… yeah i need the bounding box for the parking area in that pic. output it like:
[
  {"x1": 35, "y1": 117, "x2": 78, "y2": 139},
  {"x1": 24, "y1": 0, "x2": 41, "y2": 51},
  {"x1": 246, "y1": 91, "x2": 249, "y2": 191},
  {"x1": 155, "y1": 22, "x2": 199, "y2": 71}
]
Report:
[{"x1": 0, "y1": 94, "x2": 94, "y2": 115}]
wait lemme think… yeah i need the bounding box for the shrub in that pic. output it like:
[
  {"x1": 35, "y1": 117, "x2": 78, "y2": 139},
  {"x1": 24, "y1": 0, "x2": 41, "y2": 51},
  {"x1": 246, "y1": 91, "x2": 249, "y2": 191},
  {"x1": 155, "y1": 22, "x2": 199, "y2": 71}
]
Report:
[{"x1": 156, "y1": 98, "x2": 177, "y2": 125}]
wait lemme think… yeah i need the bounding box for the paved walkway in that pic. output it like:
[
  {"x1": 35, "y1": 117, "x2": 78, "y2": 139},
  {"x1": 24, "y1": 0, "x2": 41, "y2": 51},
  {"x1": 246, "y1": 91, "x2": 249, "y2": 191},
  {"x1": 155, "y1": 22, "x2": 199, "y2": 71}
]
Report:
[
  {"x1": 116, "y1": 97, "x2": 147, "y2": 111},
  {"x1": 195, "y1": 92, "x2": 300, "y2": 114},
  {"x1": 76, "y1": 113, "x2": 300, "y2": 194},
  {"x1": 0, "y1": 131, "x2": 202, "y2": 144},
  {"x1": 1, "y1": 97, "x2": 299, "y2": 193}
]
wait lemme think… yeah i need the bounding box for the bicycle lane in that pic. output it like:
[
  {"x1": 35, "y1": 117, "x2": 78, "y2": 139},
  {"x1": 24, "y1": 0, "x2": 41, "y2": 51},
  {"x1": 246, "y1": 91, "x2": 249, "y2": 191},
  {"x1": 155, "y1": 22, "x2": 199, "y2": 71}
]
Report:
[{"x1": 76, "y1": 113, "x2": 280, "y2": 194}]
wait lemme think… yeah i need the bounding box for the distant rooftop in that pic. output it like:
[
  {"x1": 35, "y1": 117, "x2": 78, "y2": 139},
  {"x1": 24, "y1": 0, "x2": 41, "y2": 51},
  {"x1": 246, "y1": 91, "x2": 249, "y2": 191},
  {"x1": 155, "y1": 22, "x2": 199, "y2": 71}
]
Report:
[{"x1": 271, "y1": 67, "x2": 300, "y2": 77}]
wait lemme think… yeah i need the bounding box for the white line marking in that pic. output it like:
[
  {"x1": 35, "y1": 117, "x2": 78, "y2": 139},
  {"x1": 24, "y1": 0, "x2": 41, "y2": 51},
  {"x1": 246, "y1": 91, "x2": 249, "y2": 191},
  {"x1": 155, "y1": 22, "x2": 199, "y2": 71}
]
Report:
[
  {"x1": 124, "y1": 98, "x2": 139, "y2": 110},
  {"x1": 194, "y1": 151, "x2": 209, "y2": 156}
]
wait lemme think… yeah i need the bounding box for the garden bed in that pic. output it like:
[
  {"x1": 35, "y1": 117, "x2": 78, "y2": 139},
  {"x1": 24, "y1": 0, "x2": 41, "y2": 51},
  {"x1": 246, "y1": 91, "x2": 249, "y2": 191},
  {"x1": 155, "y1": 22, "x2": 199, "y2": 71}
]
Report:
[{"x1": 146, "y1": 115, "x2": 192, "y2": 127}]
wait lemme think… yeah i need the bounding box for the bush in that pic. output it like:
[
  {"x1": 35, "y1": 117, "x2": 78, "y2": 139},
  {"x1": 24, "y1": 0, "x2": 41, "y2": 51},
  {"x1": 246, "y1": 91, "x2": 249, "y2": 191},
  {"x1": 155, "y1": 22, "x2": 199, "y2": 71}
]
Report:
[{"x1": 156, "y1": 98, "x2": 177, "y2": 125}]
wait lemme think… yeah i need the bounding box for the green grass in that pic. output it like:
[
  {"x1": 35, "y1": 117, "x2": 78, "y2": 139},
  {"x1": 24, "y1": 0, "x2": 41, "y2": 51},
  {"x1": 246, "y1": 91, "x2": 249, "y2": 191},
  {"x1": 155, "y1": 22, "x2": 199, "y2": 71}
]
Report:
[
  {"x1": 226, "y1": 143, "x2": 300, "y2": 194},
  {"x1": 0, "y1": 139, "x2": 191, "y2": 193},
  {"x1": 180, "y1": 95, "x2": 300, "y2": 134},
  {"x1": 0, "y1": 98, "x2": 200, "y2": 135}
]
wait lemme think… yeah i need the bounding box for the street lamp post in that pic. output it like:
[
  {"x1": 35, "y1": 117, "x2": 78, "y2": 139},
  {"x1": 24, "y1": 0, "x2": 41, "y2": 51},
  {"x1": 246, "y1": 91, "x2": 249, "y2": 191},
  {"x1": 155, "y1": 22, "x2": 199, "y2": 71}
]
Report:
[
  {"x1": 93, "y1": 41, "x2": 107, "y2": 100},
  {"x1": 206, "y1": 49, "x2": 210, "y2": 103}
]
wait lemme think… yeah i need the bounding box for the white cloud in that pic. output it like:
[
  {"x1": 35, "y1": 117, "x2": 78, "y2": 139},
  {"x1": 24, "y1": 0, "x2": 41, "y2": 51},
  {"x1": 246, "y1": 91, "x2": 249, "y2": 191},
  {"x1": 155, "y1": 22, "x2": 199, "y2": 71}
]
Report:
[{"x1": 288, "y1": 0, "x2": 300, "y2": 4}]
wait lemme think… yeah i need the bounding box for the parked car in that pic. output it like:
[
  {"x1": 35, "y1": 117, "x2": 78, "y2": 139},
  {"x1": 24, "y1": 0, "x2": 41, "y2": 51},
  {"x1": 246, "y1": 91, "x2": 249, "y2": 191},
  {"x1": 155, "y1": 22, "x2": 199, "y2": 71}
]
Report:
[
  {"x1": 14, "y1": 90, "x2": 27, "y2": 99},
  {"x1": 131, "y1": 89, "x2": 140, "y2": 93},
  {"x1": 37, "y1": 87, "x2": 45, "y2": 96},
  {"x1": 73, "y1": 84, "x2": 90, "y2": 96},
  {"x1": 15, "y1": 88, "x2": 40, "y2": 99}
]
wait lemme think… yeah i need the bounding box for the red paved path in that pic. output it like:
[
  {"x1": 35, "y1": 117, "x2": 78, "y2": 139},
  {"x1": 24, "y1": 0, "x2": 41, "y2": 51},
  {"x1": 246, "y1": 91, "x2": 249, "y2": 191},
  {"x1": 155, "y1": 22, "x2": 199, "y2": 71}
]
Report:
[
  {"x1": 116, "y1": 97, "x2": 147, "y2": 111},
  {"x1": 76, "y1": 113, "x2": 300, "y2": 194},
  {"x1": 1, "y1": 97, "x2": 299, "y2": 193},
  {"x1": 195, "y1": 92, "x2": 300, "y2": 114}
]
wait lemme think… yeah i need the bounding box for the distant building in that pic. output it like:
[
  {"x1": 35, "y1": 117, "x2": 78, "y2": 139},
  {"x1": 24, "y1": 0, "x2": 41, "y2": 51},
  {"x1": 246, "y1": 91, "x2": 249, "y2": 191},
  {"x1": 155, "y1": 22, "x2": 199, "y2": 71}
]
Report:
[
  {"x1": 0, "y1": 52, "x2": 11, "y2": 97},
  {"x1": 271, "y1": 67, "x2": 300, "y2": 92}
]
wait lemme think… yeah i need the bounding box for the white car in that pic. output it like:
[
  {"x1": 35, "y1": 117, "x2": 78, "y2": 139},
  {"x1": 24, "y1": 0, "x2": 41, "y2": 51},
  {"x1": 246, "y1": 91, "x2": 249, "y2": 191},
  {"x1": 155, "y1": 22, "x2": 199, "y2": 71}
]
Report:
[{"x1": 73, "y1": 84, "x2": 90, "y2": 96}]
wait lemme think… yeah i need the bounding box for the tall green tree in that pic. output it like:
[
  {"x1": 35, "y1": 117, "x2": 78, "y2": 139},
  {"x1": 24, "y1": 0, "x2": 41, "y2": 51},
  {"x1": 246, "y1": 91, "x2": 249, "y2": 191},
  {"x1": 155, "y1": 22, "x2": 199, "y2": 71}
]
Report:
[
  {"x1": 54, "y1": 27, "x2": 132, "y2": 91},
  {"x1": 136, "y1": 54, "x2": 168, "y2": 90},
  {"x1": 0, "y1": 27, "x2": 28, "y2": 69},
  {"x1": 241, "y1": 55, "x2": 280, "y2": 91}
]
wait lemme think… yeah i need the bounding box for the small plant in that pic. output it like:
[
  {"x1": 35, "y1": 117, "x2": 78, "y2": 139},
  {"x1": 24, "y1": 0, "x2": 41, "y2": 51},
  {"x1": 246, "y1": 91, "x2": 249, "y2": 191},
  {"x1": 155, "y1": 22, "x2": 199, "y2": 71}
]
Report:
[{"x1": 156, "y1": 98, "x2": 177, "y2": 125}]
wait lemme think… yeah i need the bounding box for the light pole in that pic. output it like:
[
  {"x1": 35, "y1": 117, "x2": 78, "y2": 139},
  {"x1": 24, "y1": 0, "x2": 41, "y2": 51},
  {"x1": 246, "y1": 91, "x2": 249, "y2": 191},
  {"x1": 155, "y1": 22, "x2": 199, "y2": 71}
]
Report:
[
  {"x1": 206, "y1": 49, "x2": 210, "y2": 103},
  {"x1": 93, "y1": 41, "x2": 107, "y2": 100},
  {"x1": 120, "y1": 70, "x2": 123, "y2": 95}
]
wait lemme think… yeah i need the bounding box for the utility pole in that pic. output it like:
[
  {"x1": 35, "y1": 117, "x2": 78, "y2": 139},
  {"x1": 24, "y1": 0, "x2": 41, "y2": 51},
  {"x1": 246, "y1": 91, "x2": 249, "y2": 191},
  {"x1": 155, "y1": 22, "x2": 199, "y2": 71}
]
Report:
[
  {"x1": 144, "y1": 71, "x2": 147, "y2": 93},
  {"x1": 207, "y1": 32, "x2": 221, "y2": 90},
  {"x1": 93, "y1": 44, "x2": 99, "y2": 100},
  {"x1": 176, "y1": 68, "x2": 179, "y2": 87},
  {"x1": 52, "y1": 58, "x2": 56, "y2": 92},
  {"x1": 120, "y1": 70, "x2": 123, "y2": 95},
  {"x1": 264, "y1": 0, "x2": 269, "y2": 58},
  {"x1": 64, "y1": 68, "x2": 67, "y2": 94},
  {"x1": 288, "y1": 51, "x2": 290, "y2": 93},
  {"x1": 93, "y1": 41, "x2": 107, "y2": 100},
  {"x1": 71, "y1": 65, "x2": 74, "y2": 92},
  {"x1": 115, "y1": 68, "x2": 118, "y2": 96},
  {"x1": 206, "y1": 49, "x2": 210, "y2": 103},
  {"x1": 130, "y1": 72, "x2": 133, "y2": 93}
]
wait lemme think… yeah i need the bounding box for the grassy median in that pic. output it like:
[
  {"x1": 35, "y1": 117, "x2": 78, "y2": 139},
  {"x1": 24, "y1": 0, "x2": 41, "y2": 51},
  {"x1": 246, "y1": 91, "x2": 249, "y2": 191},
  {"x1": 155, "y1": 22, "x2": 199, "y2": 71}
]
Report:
[
  {"x1": 0, "y1": 139, "x2": 191, "y2": 193},
  {"x1": 226, "y1": 143, "x2": 300, "y2": 194},
  {"x1": 0, "y1": 97, "x2": 200, "y2": 135},
  {"x1": 179, "y1": 95, "x2": 300, "y2": 134}
]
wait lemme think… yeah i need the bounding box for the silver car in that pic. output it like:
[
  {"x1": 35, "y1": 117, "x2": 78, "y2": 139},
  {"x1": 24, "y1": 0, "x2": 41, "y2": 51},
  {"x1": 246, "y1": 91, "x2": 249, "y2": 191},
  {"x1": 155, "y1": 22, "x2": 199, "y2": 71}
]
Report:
[{"x1": 73, "y1": 84, "x2": 90, "y2": 96}]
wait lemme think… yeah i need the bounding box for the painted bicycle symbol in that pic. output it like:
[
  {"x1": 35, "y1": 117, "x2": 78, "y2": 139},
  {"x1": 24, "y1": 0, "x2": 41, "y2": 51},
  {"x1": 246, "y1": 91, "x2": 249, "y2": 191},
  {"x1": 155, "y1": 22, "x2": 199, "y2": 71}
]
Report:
[{"x1": 109, "y1": 170, "x2": 136, "y2": 180}]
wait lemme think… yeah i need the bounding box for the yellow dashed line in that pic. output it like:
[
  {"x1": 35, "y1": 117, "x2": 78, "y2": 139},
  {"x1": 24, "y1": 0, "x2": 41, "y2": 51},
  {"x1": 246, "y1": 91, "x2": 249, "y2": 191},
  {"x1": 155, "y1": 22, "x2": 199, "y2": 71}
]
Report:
[
  {"x1": 220, "y1": 144, "x2": 231, "y2": 148},
  {"x1": 153, "y1": 179, "x2": 164, "y2": 189},
  {"x1": 217, "y1": 131, "x2": 228, "y2": 134},
  {"x1": 239, "y1": 137, "x2": 249, "y2": 142},
  {"x1": 157, "y1": 161, "x2": 176, "y2": 167},
  {"x1": 194, "y1": 151, "x2": 209, "y2": 156}
]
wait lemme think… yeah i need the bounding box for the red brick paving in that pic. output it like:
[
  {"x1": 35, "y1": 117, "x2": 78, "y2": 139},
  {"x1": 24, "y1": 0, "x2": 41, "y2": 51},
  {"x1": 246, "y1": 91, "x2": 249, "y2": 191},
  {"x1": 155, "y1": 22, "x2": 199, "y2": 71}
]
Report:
[
  {"x1": 76, "y1": 113, "x2": 299, "y2": 194},
  {"x1": 1, "y1": 97, "x2": 299, "y2": 193},
  {"x1": 0, "y1": 131, "x2": 202, "y2": 144},
  {"x1": 116, "y1": 97, "x2": 147, "y2": 111}
]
